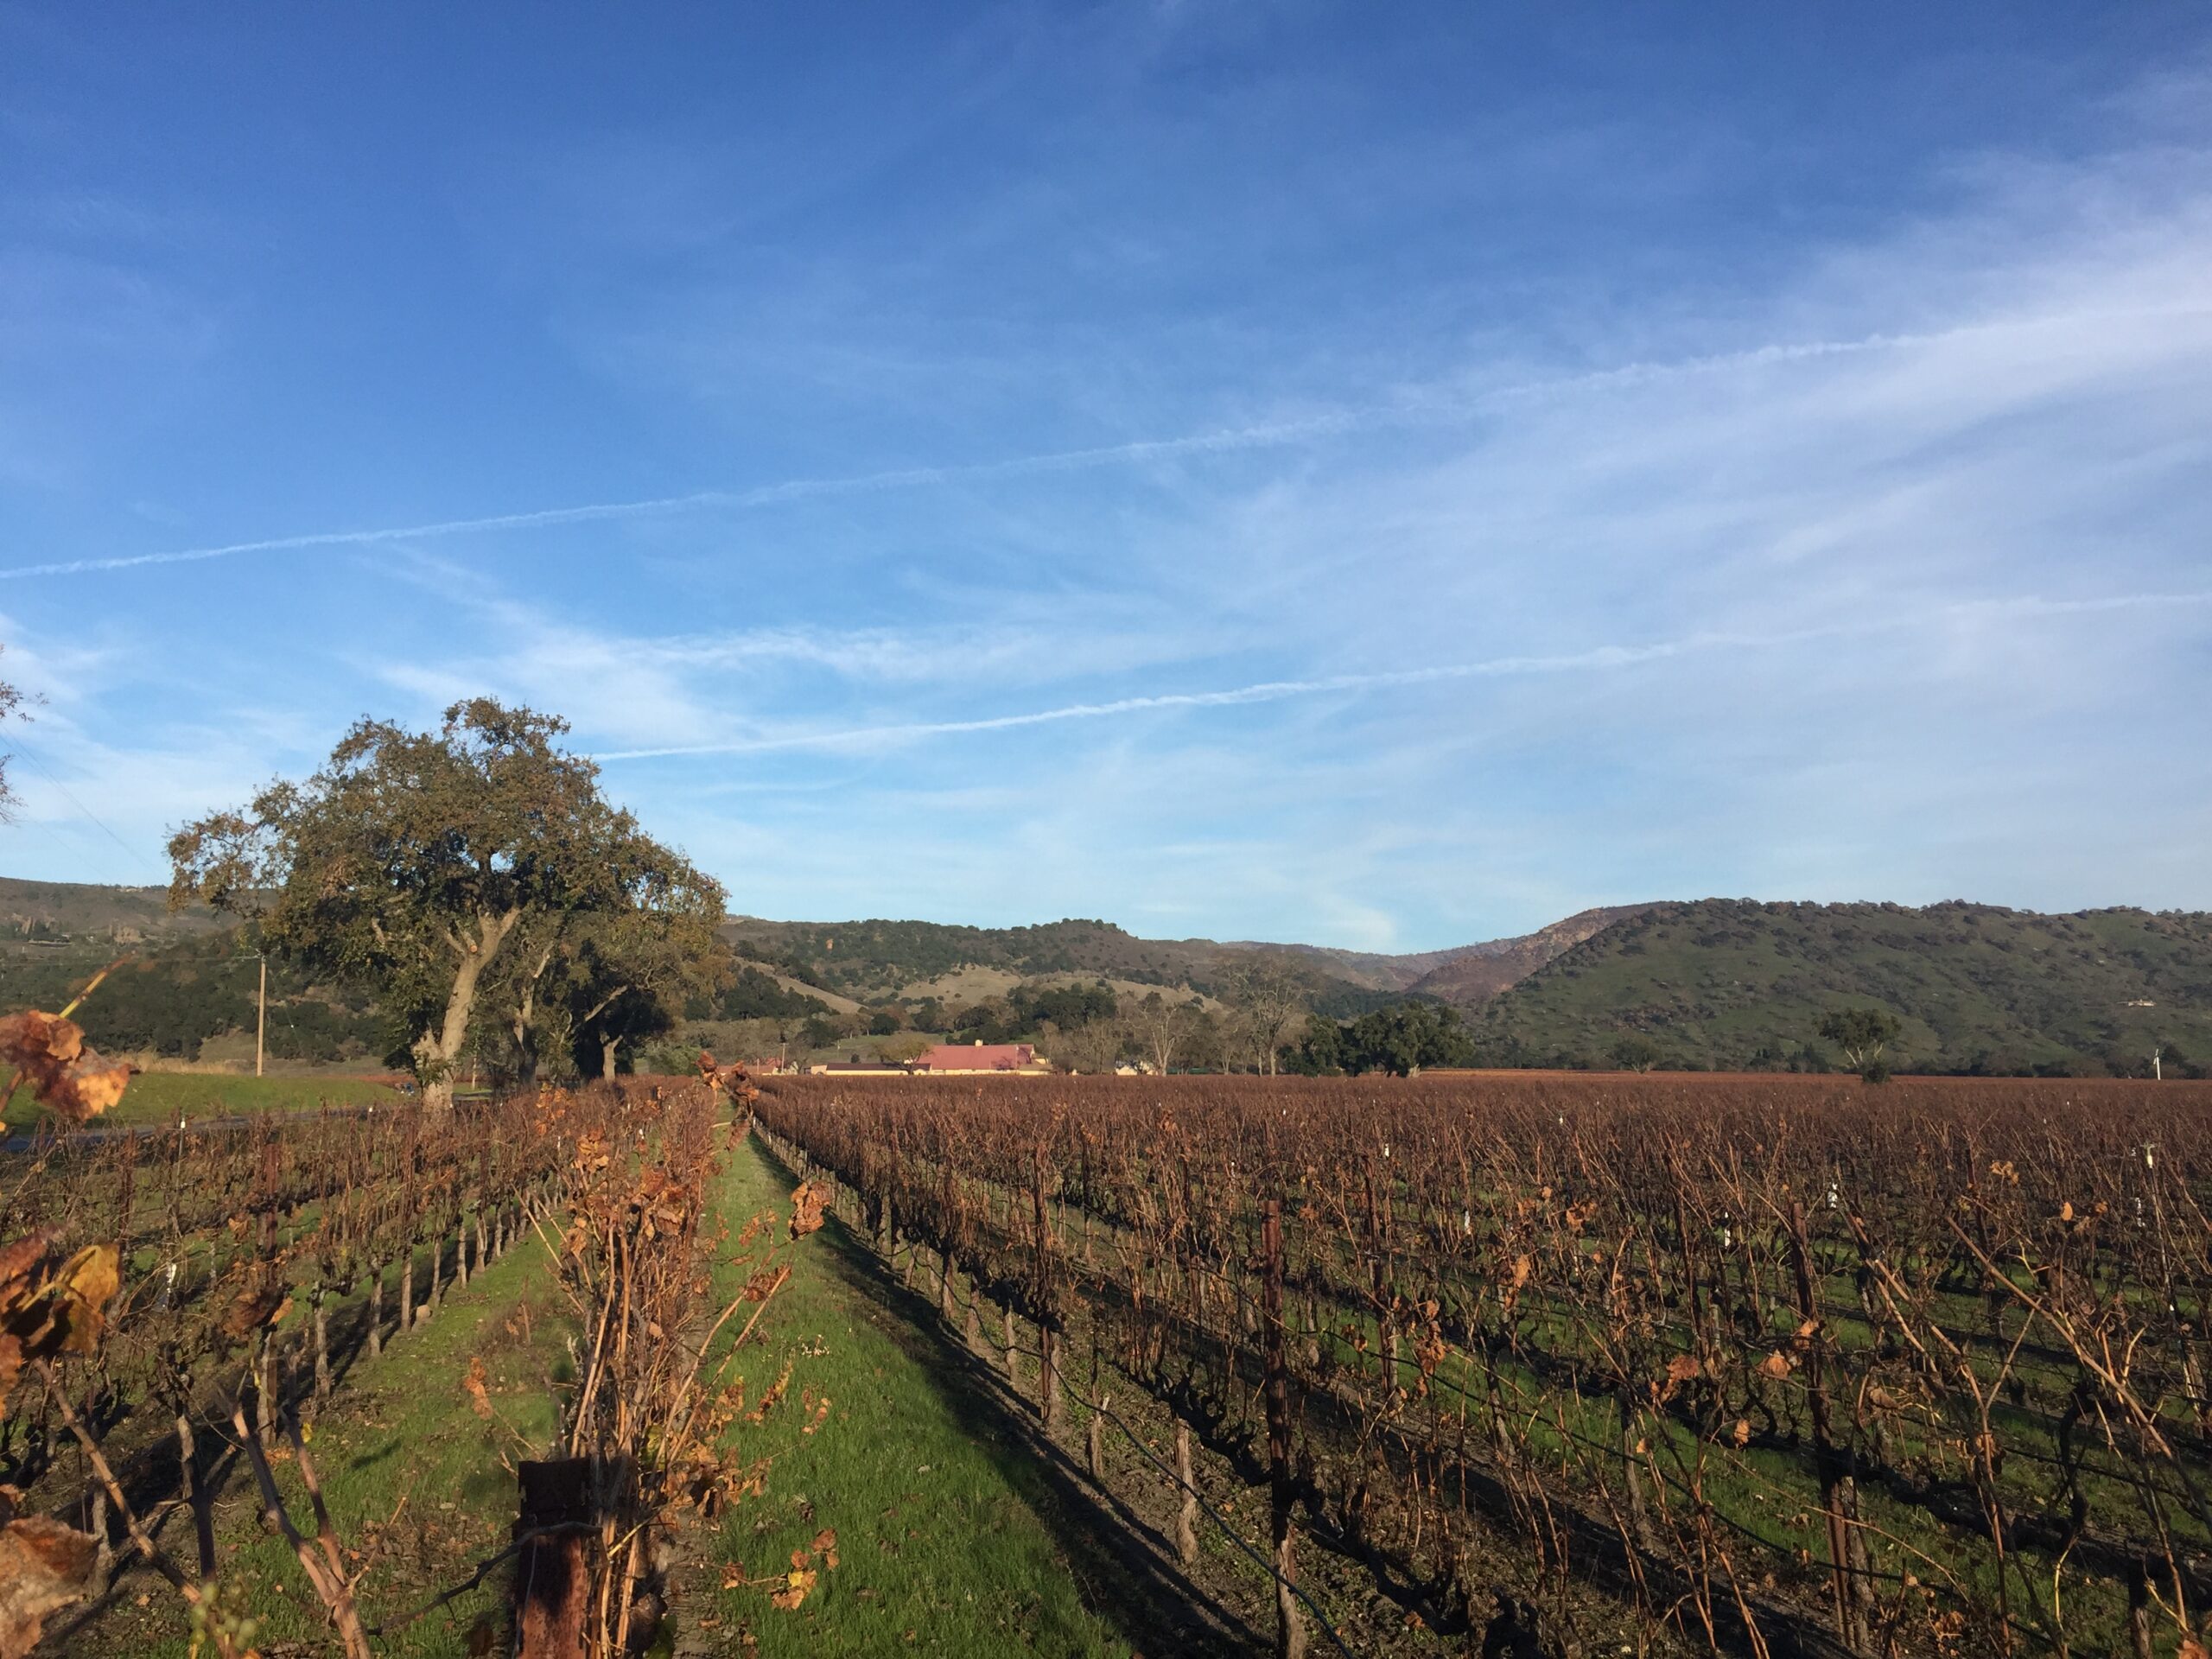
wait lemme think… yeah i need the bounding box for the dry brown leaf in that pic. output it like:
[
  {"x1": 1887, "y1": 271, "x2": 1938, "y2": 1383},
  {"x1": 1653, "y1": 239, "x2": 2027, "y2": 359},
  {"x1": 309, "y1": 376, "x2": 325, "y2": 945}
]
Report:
[
  {"x1": 0, "y1": 1011, "x2": 131, "y2": 1124},
  {"x1": 0, "y1": 1516, "x2": 97, "y2": 1659},
  {"x1": 462, "y1": 1356, "x2": 492, "y2": 1419},
  {"x1": 220, "y1": 1283, "x2": 292, "y2": 1339},
  {"x1": 788, "y1": 1181, "x2": 834, "y2": 1239},
  {"x1": 0, "y1": 1238, "x2": 119, "y2": 1413},
  {"x1": 738, "y1": 1267, "x2": 789, "y2": 1306},
  {"x1": 770, "y1": 1567, "x2": 817, "y2": 1611}
]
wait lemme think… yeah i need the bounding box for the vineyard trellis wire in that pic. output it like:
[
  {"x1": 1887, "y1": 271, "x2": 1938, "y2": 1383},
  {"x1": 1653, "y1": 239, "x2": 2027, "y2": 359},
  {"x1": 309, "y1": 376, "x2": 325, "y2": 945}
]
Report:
[{"x1": 753, "y1": 1071, "x2": 2212, "y2": 1659}]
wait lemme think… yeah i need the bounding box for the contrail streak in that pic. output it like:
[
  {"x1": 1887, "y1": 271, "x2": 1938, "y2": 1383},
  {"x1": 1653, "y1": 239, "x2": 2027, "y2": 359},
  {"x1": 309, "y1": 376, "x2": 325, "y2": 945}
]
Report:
[
  {"x1": 0, "y1": 414, "x2": 1368, "y2": 582},
  {"x1": 594, "y1": 589, "x2": 2212, "y2": 762},
  {"x1": 10, "y1": 303, "x2": 2199, "y2": 582}
]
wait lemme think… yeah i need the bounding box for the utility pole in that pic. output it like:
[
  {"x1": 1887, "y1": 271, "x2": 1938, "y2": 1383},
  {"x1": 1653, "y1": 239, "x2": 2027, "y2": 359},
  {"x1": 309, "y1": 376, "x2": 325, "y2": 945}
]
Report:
[{"x1": 256, "y1": 952, "x2": 267, "y2": 1078}]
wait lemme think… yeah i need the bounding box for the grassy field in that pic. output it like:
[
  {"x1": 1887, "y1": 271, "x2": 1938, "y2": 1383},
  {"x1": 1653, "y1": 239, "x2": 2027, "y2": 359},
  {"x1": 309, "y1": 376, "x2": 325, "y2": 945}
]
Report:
[{"x1": 3, "y1": 1068, "x2": 401, "y2": 1132}]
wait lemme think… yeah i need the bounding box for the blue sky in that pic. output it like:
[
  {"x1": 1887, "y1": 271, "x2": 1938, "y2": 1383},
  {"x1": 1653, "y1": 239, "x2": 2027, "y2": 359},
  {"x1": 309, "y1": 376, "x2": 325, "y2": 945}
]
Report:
[{"x1": 3, "y1": 4, "x2": 2209, "y2": 951}]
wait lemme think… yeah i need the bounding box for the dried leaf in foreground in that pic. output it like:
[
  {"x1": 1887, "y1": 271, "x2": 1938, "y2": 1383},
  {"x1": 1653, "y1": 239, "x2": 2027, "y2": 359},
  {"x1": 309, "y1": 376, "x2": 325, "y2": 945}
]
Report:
[
  {"x1": 0, "y1": 1236, "x2": 120, "y2": 1415},
  {"x1": 0, "y1": 1516, "x2": 98, "y2": 1659},
  {"x1": 0, "y1": 1010, "x2": 132, "y2": 1123}
]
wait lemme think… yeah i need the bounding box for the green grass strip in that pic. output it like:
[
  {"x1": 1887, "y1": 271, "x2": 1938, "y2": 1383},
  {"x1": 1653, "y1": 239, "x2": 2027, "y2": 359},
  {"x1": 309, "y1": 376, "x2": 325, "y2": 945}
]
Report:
[
  {"x1": 696, "y1": 1134, "x2": 1133, "y2": 1657},
  {"x1": 80, "y1": 1219, "x2": 572, "y2": 1658}
]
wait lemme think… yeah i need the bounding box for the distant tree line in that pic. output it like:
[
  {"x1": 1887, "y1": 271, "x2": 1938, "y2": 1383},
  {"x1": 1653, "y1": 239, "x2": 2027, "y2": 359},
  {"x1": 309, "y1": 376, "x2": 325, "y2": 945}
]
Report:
[{"x1": 4, "y1": 935, "x2": 385, "y2": 1063}]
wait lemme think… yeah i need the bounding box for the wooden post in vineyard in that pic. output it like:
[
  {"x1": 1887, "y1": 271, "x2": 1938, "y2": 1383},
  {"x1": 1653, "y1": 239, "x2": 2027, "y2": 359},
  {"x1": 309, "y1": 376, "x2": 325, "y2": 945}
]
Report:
[
  {"x1": 1174, "y1": 1418, "x2": 1200, "y2": 1567},
  {"x1": 1033, "y1": 1161, "x2": 1066, "y2": 1434},
  {"x1": 513, "y1": 1459, "x2": 594, "y2": 1659},
  {"x1": 312, "y1": 1287, "x2": 332, "y2": 1402},
  {"x1": 1618, "y1": 1388, "x2": 1655, "y2": 1553},
  {"x1": 1262, "y1": 1197, "x2": 1305, "y2": 1659},
  {"x1": 1788, "y1": 1200, "x2": 1872, "y2": 1653}
]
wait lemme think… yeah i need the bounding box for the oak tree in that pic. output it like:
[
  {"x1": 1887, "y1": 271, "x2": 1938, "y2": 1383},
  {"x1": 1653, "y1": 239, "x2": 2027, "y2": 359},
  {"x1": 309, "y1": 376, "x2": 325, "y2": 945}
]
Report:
[
  {"x1": 167, "y1": 699, "x2": 721, "y2": 1107},
  {"x1": 1816, "y1": 1007, "x2": 1903, "y2": 1077},
  {"x1": 557, "y1": 894, "x2": 730, "y2": 1080}
]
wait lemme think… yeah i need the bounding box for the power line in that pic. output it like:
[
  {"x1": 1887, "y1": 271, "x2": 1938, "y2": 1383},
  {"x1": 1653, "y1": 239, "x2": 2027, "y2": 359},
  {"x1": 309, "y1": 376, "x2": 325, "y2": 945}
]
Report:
[{"x1": 3, "y1": 732, "x2": 160, "y2": 878}]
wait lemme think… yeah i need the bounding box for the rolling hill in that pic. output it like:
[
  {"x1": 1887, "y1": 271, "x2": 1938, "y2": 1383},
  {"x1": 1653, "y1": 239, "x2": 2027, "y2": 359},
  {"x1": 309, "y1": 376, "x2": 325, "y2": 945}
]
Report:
[
  {"x1": 717, "y1": 912, "x2": 1616, "y2": 1016},
  {"x1": 0, "y1": 875, "x2": 219, "y2": 946},
  {"x1": 1469, "y1": 899, "x2": 2212, "y2": 1076},
  {"x1": 15, "y1": 878, "x2": 2209, "y2": 1078}
]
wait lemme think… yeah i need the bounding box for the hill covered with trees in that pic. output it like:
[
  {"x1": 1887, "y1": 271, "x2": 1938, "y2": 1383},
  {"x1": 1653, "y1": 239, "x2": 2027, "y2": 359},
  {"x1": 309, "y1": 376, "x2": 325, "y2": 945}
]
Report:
[
  {"x1": 1469, "y1": 899, "x2": 2212, "y2": 1076},
  {"x1": 721, "y1": 914, "x2": 1405, "y2": 1016},
  {"x1": 17, "y1": 877, "x2": 2209, "y2": 1078}
]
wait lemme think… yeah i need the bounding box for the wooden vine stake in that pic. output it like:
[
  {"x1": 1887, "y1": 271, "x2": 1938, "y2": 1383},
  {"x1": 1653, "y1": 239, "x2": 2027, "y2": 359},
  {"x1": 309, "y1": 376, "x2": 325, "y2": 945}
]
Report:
[
  {"x1": 512, "y1": 1459, "x2": 594, "y2": 1659},
  {"x1": 1788, "y1": 1199, "x2": 1872, "y2": 1653},
  {"x1": 1262, "y1": 1197, "x2": 1305, "y2": 1659},
  {"x1": 1173, "y1": 1418, "x2": 1200, "y2": 1568}
]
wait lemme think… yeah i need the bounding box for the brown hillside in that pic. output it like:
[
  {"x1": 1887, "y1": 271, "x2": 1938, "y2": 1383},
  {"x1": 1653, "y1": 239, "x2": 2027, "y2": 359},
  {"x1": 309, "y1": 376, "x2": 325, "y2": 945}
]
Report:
[{"x1": 1405, "y1": 904, "x2": 1653, "y2": 1007}]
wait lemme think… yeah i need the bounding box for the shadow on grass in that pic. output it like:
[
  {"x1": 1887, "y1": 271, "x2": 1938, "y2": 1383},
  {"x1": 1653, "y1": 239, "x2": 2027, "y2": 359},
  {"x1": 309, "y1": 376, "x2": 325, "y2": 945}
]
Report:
[{"x1": 753, "y1": 1138, "x2": 1262, "y2": 1659}]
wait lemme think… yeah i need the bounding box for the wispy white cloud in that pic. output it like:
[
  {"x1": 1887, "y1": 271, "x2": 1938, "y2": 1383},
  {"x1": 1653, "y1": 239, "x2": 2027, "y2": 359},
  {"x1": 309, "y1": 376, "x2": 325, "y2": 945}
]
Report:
[
  {"x1": 594, "y1": 590, "x2": 2212, "y2": 760},
  {"x1": 14, "y1": 301, "x2": 2205, "y2": 583}
]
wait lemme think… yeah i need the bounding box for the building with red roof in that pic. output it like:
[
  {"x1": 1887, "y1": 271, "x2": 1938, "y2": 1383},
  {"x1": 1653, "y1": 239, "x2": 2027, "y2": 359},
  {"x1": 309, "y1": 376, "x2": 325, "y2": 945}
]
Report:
[{"x1": 914, "y1": 1040, "x2": 1049, "y2": 1075}]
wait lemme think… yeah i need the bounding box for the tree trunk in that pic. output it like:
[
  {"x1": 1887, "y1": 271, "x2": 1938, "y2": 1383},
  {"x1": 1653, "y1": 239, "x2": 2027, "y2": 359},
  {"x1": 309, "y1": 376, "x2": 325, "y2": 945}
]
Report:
[
  {"x1": 511, "y1": 938, "x2": 556, "y2": 1089},
  {"x1": 416, "y1": 908, "x2": 519, "y2": 1109},
  {"x1": 601, "y1": 1035, "x2": 620, "y2": 1081},
  {"x1": 368, "y1": 1262, "x2": 385, "y2": 1358},
  {"x1": 399, "y1": 1251, "x2": 414, "y2": 1335}
]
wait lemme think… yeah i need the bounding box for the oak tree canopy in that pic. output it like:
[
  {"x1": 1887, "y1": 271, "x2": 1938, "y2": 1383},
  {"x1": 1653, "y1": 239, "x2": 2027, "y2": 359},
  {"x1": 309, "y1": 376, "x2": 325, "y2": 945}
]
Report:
[{"x1": 168, "y1": 698, "x2": 723, "y2": 1106}]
